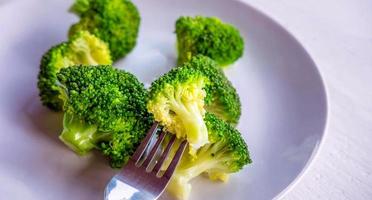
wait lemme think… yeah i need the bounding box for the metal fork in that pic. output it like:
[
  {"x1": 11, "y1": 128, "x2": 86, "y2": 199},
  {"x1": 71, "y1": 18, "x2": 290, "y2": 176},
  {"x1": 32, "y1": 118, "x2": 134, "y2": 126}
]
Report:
[{"x1": 104, "y1": 122, "x2": 188, "y2": 200}]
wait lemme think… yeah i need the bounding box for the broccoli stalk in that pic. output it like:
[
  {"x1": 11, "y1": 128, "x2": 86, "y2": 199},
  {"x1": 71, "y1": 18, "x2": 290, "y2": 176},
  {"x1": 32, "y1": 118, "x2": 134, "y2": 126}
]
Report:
[
  {"x1": 57, "y1": 65, "x2": 152, "y2": 167},
  {"x1": 59, "y1": 111, "x2": 113, "y2": 155},
  {"x1": 166, "y1": 113, "x2": 252, "y2": 200},
  {"x1": 167, "y1": 142, "x2": 229, "y2": 200},
  {"x1": 160, "y1": 79, "x2": 208, "y2": 148},
  {"x1": 148, "y1": 67, "x2": 210, "y2": 152},
  {"x1": 179, "y1": 55, "x2": 241, "y2": 125}
]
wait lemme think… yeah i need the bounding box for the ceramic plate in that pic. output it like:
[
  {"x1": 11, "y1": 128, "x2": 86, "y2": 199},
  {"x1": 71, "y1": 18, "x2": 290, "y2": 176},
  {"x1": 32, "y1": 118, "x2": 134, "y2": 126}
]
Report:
[{"x1": 0, "y1": 0, "x2": 327, "y2": 199}]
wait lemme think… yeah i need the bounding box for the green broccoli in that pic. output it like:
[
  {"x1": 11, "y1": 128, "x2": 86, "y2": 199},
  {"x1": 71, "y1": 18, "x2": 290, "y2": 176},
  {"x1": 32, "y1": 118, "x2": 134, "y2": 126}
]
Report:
[
  {"x1": 166, "y1": 113, "x2": 251, "y2": 200},
  {"x1": 147, "y1": 66, "x2": 209, "y2": 152},
  {"x1": 69, "y1": 0, "x2": 90, "y2": 15},
  {"x1": 37, "y1": 31, "x2": 112, "y2": 111},
  {"x1": 57, "y1": 65, "x2": 152, "y2": 168},
  {"x1": 69, "y1": 0, "x2": 141, "y2": 61},
  {"x1": 176, "y1": 16, "x2": 244, "y2": 67},
  {"x1": 180, "y1": 55, "x2": 241, "y2": 125}
]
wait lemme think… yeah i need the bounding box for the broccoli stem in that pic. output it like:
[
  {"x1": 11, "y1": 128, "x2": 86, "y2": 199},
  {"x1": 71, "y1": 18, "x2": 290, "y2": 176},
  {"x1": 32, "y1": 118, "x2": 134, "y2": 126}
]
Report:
[
  {"x1": 181, "y1": 144, "x2": 226, "y2": 175},
  {"x1": 167, "y1": 142, "x2": 227, "y2": 200},
  {"x1": 178, "y1": 142, "x2": 229, "y2": 180},
  {"x1": 74, "y1": 48, "x2": 99, "y2": 65},
  {"x1": 168, "y1": 96, "x2": 208, "y2": 150},
  {"x1": 71, "y1": 38, "x2": 99, "y2": 65},
  {"x1": 59, "y1": 112, "x2": 104, "y2": 155},
  {"x1": 80, "y1": 51, "x2": 98, "y2": 65},
  {"x1": 167, "y1": 171, "x2": 192, "y2": 200}
]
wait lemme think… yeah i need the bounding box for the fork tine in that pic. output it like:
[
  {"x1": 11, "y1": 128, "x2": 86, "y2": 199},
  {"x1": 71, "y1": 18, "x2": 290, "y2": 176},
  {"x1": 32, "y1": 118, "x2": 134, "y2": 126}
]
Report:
[
  {"x1": 141, "y1": 131, "x2": 167, "y2": 168},
  {"x1": 131, "y1": 122, "x2": 159, "y2": 163},
  {"x1": 162, "y1": 140, "x2": 188, "y2": 178},
  {"x1": 152, "y1": 134, "x2": 177, "y2": 174}
]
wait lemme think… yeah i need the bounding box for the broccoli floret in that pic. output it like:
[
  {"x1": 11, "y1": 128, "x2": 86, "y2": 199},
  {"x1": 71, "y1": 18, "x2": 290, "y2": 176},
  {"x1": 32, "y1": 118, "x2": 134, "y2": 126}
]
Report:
[
  {"x1": 69, "y1": 0, "x2": 140, "y2": 61},
  {"x1": 37, "y1": 31, "x2": 112, "y2": 111},
  {"x1": 176, "y1": 16, "x2": 244, "y2": 66},
  {"x1": 147, "y1": 66, "x2": 209, "y2": 152},
  {"x1": 57, "y1": 65, "x2": 152, "y2": 168},
  {"x1": 180, "y1": 55, "x2": 241, "y2": 125},
  {"x1": 166, "y1": 113, "x2": 251, "y2": 200},
  {"x1": 69, "y1": 0, "x2": 90, "y2": 15}
]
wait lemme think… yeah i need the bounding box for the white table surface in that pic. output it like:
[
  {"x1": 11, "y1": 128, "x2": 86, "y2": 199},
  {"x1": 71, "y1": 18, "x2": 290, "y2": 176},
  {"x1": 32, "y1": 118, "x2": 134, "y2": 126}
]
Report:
[{"x1": 242, "y1": 0, "x2": 372, "y2": 199}]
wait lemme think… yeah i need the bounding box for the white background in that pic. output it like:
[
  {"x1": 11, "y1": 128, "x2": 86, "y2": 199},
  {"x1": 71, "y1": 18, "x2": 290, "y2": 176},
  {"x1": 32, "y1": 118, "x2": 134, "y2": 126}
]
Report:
[{"x1": 243, "y1": 0, "x2": 372, "y2": 199}]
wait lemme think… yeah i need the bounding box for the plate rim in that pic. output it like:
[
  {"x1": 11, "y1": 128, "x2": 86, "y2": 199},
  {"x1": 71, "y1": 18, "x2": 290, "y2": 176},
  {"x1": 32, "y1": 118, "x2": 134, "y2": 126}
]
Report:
[{"x1": 229, "y1": 0, "x2": 329, "y2": 199}]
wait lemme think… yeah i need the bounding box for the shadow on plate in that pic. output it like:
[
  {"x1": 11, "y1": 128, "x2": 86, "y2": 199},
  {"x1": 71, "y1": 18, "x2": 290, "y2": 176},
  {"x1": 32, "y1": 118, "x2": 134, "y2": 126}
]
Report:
[
  {"x1": 22, "y1": 94, "x2": 65, "y2": 148},
  {"x1": 73, "y1": 151, "x2": 117, "y2": 197},
  {"x1": 10, "y1": 20, "x2": 66, "y2": 71},
  {"x1": 23, "y1": 95, "x2": 117, "y2": 199}
]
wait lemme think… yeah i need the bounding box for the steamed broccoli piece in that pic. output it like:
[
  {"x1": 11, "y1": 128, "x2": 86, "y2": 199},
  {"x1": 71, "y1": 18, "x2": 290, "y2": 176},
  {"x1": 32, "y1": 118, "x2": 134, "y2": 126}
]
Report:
[
  {"x1": 147, "y1": 66, "x2": 209, "y2": 152},
  {"x1": 69, "y1": 0, "x2": 140, "y2": 61},
  {"x1": 166, "y1": 113, "x2": 251, "y2": 200},
  {"x1": 180, "y1": 55, "x2": 241, "y2": 125},
  {"x1": 69, "y1": 0, "x2": 90, "y2": 15},
  {"x1": 37, "y1": 31, "x2": 112, "y2": 111},
  {"x1": 176, "y1": 16, "x2": 244, "y2": 66},
  {"x1": 57, "y1": 65, "x2": 152, "y2": 168}
]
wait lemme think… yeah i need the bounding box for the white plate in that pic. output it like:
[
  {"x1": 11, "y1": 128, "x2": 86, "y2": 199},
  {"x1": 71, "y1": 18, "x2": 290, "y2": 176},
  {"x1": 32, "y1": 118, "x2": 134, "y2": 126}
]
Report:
[{"x1": 0, "y1": 0, "x2": 327, "y2": 199}]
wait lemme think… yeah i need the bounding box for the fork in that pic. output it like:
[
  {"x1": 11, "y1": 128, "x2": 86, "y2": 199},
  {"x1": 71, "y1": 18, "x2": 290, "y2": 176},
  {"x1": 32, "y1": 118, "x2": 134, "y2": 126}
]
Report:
[{"x1": 104, "y1": 122, "x2": 188, "y2": 200}]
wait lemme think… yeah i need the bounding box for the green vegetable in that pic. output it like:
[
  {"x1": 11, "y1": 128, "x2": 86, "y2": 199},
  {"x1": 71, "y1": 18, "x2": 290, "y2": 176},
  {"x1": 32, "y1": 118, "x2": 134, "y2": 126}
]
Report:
[
  {"x1": 57, "y1": 65, "x2": 152, "y2": 168},
  {"x1": 147, "y1": 66, "x2": 209, "y2": 152},
  {"x1": 166, "y1": 113, "x2": 252, "y2": 200},
  {"x1": 180, "y1": 55, "x2": 241, "y2": 125},
  {"x1": 37, "y1": 31, "x2": 112, "y2": 111},
  {"x1": 176, "y1": 16, "x2": 244, "y2": 66},
  {"x1": 69, "y1": 0, "x2": 141, "y2": 61},
  {"x1": 69, "y1": 0, "x2": 90, "y2": 15}
]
